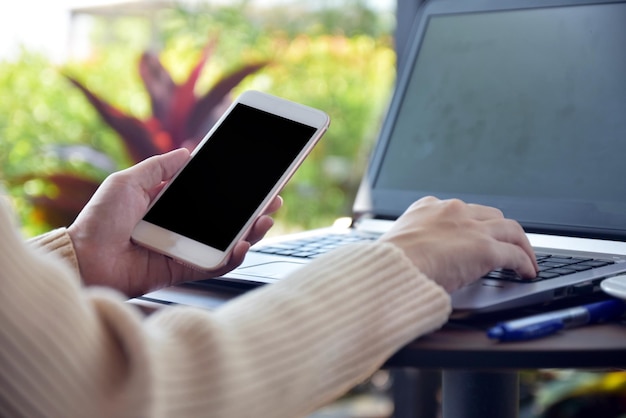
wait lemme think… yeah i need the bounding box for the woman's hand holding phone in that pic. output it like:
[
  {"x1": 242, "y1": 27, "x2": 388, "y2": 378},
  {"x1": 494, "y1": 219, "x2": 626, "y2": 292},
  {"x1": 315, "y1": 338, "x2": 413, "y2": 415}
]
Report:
[{"x1": 68, "y1": 148, "x2": 283, "y2": 298}]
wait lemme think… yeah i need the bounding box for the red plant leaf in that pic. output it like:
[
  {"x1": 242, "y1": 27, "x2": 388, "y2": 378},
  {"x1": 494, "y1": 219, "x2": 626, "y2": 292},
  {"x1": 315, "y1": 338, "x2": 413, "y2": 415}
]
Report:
[
  {"x1": 142, "y1": 116, "x2": 174, "y2": 153},
  {"x1": 185, "y1": 61, "x2": 269, "y2": 142},
  {"x1": 138, "y1": 51, "x2": 176, "y2": 132},
  {"x1": 64, "y1": 75, "x2": 164, "y2": 162},
  {"x1": 167, "y1": 36, "x2": 219, "y2": 147},
  {"x1": 183, "y1": 36, "x2": 219, "y2": 98}
]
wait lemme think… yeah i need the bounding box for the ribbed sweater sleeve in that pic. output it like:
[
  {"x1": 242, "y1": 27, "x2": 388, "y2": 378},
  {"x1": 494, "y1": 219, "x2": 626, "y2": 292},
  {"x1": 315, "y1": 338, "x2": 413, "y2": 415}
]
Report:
[
  {"x1": 27, "y1": 227, "x2": 80, "y2": 276},
  {"x1": 0, "y1": 201, "x2": 451, "y2": 418}
]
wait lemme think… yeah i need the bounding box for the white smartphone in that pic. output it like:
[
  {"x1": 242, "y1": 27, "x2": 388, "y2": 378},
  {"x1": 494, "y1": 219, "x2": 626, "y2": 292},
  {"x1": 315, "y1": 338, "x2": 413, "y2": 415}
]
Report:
[{"x1": 131, "y1": 90, "x2": 330, "y2": 271}]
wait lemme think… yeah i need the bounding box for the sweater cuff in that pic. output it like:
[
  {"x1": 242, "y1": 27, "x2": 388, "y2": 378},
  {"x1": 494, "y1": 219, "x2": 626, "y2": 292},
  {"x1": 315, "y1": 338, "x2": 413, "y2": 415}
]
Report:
[{"x1": 28, "y1": 228, "x2": 81, "y2": 276}]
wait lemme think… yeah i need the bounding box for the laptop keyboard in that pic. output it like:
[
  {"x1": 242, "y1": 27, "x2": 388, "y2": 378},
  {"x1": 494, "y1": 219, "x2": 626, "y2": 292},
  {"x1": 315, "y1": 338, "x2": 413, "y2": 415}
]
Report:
[
  {"x1": 252, "y1": 232, "x2": 615, "y2": 283},
  {"x1": 487, "y1": 254, "x2": 614, "y2": 282},
  {"x1": 252, "y1": 231, "x2": 380, "y2": 259}
]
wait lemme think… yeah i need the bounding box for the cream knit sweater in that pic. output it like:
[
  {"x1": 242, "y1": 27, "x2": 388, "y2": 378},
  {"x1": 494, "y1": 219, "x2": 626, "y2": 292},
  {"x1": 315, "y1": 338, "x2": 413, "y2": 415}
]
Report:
[{"x1": 0, "y1": 201, "x2": 451, "y2": 418}]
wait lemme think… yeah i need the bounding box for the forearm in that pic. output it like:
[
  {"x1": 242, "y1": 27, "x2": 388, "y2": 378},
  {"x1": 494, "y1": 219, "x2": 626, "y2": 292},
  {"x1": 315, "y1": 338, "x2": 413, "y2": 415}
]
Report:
[
  {"x1": 147, "y1": 243, "x2": 451, "y2": 417},
  {"x1": 3, "y1": 202, "x2": 450, "y2": 417}
]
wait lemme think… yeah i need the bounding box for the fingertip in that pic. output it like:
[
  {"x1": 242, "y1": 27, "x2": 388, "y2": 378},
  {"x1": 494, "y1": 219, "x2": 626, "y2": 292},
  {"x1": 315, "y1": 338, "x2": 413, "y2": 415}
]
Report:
[
  {"x1": 522, "y1": 260, "x2": 540, "y2": 280},
  {"x1": 267, "y1": 195, "x2": 283, "y2": 213},
  {"x1": 231, "y1": 241, "x2": 251, "y2": 263},
  {"x1": 261, "y1": 215, "x2": 275, "y2": 229},
  {"x1": 158, "y1": 148, "x2": 190, "y2": 179},
  {"x1": 171, "y1": 147, "x2": 191, "y2": 158},
  {"x1": 235, "y1": 240, "x2": 251, "y2": 253},
  {"x1": 163, "y1": 148, "x2": 191, "y2": 165},
  {"x1": 247, "y1": 216, "x2": 274, "y2": 245}
]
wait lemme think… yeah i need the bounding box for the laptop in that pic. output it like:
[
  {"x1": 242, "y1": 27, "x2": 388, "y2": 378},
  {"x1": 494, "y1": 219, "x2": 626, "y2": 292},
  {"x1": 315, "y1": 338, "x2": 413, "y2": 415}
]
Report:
[{"x1": 142, "y1": 0, "x2": 626, "y2": 315}]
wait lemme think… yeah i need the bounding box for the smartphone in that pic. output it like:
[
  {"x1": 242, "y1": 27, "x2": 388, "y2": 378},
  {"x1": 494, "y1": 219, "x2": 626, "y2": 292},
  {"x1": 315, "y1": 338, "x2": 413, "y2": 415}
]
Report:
[{"x1": 131, "y1": 90, "x2": 330, "y2": 270}]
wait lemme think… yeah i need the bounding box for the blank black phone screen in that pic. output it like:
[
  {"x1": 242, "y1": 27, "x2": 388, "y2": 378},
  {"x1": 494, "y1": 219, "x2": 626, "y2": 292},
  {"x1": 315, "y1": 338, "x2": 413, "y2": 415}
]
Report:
[{"x1": 143, "y1": 103, "x2": 317, "y2": 251}]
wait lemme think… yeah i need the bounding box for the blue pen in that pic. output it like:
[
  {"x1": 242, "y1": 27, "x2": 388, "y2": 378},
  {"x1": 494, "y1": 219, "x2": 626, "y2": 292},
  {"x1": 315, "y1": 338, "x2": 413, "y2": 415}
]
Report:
[{"x1": 487, "y1": 298, "x2": 626, "y2": 342}]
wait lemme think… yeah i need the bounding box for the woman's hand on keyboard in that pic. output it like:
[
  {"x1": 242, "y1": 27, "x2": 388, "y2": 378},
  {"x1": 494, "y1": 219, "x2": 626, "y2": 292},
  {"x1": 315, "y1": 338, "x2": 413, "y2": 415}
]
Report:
[
  {"x1": 380, "y1": 196, "x2": 539, "y2": 292},
  {"x1": 67, "y1": 149, "x2": 282, "y2": 297}
]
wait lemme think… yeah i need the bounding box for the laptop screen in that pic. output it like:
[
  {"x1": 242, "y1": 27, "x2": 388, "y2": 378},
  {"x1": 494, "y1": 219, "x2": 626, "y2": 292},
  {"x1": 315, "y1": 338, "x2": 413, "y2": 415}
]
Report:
[{"x1": 360, "y1": 0, "x2": 626, "y2": 239}]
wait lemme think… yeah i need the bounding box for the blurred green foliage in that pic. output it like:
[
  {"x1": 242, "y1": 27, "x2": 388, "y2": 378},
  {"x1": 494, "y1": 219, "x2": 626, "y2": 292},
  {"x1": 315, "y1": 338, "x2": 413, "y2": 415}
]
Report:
[{"x1": 0, "y1": 2, "x2": 395, "y2": 237}]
